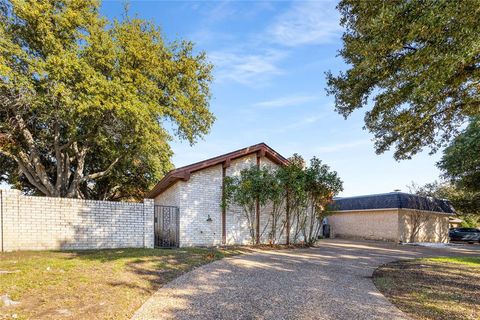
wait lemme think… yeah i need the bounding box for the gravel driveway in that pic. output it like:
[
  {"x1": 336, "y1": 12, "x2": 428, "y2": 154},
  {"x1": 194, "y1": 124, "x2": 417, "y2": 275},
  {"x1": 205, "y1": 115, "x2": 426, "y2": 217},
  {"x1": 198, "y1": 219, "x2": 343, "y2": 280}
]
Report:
[{"x1": 132, "y1": 239, "x2": 480, "y2": 320}]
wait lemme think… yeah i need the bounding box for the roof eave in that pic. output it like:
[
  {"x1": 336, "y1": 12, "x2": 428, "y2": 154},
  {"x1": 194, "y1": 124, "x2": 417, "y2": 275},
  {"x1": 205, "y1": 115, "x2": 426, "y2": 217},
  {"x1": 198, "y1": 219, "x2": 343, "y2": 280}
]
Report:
[{"x1": 147, "y1": 143, "x2": 288, "y2": 199}]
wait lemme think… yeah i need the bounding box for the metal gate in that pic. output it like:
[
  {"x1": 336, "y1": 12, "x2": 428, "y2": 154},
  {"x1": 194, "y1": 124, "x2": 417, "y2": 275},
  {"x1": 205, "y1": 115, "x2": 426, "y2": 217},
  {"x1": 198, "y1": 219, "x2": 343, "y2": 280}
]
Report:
[{"x1": 154, "y1": 205, "x2": 180, "y2": 248}]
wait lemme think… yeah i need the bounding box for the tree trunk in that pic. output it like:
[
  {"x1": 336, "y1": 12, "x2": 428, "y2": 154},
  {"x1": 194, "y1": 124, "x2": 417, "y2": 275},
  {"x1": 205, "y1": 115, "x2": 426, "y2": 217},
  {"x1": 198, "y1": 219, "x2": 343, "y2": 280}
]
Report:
[
  {"x1": 285, "y1": 193, "x2": 290, "y2": 245},
  {"x1": 2, "y1": 114, "x2": 119, "y2": 198}
]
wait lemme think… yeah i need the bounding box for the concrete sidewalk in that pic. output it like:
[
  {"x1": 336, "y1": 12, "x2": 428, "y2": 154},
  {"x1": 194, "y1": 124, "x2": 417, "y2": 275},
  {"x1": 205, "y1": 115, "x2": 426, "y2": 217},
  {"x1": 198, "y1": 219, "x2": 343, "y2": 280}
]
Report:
[{"x1": 132, "y1": 239, "x2": 480, "y2": 320}]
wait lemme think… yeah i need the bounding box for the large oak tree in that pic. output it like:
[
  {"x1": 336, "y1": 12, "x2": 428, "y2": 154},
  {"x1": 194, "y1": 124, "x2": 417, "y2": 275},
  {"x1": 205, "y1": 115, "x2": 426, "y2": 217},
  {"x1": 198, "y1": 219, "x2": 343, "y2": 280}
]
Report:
[
  {"x1": 408, "y1": 118, "x2": 480, "y2": 218},
  {"x1": 0, "y1": 0, "x2": 214, "y2": 199},
  {"x1": 438, "y1": 117, "x2": 480, "y2": 193},
  {"x1": 327, "y1": 0, "x2": 480, "y2": 160}
]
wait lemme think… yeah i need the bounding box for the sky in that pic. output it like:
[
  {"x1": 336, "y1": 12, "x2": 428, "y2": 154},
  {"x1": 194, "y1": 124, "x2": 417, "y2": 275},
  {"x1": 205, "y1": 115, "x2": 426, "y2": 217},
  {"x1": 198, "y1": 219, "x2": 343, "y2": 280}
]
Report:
[{"x1": 101, "y1": 0, "x2": 443, "y2": 197}]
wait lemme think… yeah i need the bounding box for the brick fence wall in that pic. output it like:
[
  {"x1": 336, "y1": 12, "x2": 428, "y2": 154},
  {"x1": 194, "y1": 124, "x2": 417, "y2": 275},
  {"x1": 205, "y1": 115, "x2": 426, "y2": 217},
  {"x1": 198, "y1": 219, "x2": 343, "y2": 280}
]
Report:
[{"x1": 0, "y1": 189, "x2": 154, "y2": 251}]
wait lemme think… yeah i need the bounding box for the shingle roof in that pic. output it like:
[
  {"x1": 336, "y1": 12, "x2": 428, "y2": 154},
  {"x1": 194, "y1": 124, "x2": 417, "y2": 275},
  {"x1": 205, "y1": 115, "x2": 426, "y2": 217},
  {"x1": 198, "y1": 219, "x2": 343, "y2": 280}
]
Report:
[{"x1": 331, "y1": 192, "x2": 456, "y2": 214}]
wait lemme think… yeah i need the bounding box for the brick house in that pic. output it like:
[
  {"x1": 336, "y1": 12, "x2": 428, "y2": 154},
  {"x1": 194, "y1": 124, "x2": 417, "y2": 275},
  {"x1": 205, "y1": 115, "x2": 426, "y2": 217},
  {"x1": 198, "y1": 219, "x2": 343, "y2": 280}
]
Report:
[
  {"x1": 148, "y1": 143, "x2": 454, "y2": 247},
  {"x1": 329, "y1": 193, "x2": 454, "y2": 243},
  {"x1": 148, "y1": 143, "x2": 288, "y2": 247}
]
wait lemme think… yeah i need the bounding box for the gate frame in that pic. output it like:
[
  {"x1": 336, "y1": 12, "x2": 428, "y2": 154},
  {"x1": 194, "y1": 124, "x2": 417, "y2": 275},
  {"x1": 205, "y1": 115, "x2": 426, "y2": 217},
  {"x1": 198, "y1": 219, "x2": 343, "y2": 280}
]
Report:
[{"x1": 154, "y1": 205, "x2": 180, "y2": 248}]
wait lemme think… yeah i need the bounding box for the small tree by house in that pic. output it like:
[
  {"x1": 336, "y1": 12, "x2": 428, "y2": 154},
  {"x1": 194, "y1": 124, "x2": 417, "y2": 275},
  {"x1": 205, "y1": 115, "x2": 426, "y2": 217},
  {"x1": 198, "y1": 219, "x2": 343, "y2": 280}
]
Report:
[
  {"x1": 223, "y1": 155, "x2": 343, "y2": 246},
  {"x1": 223, "y1": 167, "x2": 274, "y2": 244},
  {"x1": 276, "y1": 154, "x2": 308, "y2": 244},
  {"x1": 302, "y1": 157, "x2": 343, "y2": 245},
  {"x1": 265, "y1": 170, "x2": 285, "y2": 244}
]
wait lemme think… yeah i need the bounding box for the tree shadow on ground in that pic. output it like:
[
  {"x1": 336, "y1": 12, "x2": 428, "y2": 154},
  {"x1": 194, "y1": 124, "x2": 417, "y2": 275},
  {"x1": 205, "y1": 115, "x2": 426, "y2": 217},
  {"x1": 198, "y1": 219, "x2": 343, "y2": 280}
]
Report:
[{"x1": 373, "y1": 257, "x2": 480, "y2": 320}]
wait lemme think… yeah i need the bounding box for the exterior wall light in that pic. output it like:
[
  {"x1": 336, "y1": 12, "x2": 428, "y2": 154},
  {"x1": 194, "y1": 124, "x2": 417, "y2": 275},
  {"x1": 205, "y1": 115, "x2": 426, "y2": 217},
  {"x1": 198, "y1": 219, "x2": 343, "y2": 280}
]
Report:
[{"x1": 206, "y1": 215, "x2": 212, "y2": 222}]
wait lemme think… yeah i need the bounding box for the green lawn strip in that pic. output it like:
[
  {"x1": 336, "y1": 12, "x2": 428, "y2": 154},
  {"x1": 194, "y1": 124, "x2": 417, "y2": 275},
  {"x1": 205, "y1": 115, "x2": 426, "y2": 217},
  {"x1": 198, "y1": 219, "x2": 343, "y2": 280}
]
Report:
[
  {"x1": 0, "y1": 247, "x2": 243, "y2": 320},
  {"x1": 426, "y1": 256, "x2": 480, "y2": 266},
  {"x1": 373, "y1": 257, "x2": 480, "y2": 320}
]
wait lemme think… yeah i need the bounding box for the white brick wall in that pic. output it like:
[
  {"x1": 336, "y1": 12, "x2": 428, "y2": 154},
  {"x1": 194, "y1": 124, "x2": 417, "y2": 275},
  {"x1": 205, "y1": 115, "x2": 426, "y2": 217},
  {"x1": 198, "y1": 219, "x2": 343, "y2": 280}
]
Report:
[
  {"x1": 154, "y1": 154, "x2": 288, "y2": 247},
  {"x1": 143, "y1": 199, "x2": 155, "y2": 248},
  {"x1": 154, "y1": 165, "x2": 225, "y2": 247},
  {"x1": 0, "y1": 189, "x2": 154, "y2": 251},
  {"x1": 154, "y1": 181, "x2": 182, "y2": 207},
  {"x1": 179, "y1": 165, "x2": 223, "y2": 247},
  {"x1": 225, "y1": 154, "x2": 258, "y2": 245}
]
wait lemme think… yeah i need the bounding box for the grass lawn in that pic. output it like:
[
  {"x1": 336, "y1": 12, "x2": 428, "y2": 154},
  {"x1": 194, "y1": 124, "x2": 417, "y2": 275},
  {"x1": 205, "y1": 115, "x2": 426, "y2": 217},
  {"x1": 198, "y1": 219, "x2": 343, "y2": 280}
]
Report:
[
  {"x1": 373, "y1": 256, "x2": 480, "y2": 320},
  {"x1": 0, "y1": 247, "x2": 243, "y2": 319}
]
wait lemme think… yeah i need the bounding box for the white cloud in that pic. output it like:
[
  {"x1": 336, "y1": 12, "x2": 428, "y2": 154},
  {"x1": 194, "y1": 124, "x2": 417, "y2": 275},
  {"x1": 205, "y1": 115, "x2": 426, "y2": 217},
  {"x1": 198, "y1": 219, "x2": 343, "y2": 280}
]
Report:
[
  {"x1": 279, "y1": 114, "x2": 325, "y2": 131},
  {"x1": 189, "y1": 28, "x2": 235, "y2": 47},
  {"x1": 252, "y1": 95, "x2": 318, "y2": 108},
  {"x1": 191, "y1": 1, "x2": 341, "y2": 86},
  {"x1": 268, "y1": 1, "x2": 342, "y2": 46},
  {"x1": 210, "y1": 50, "x2": 286, "y2": 86},
  {"x1": 203, "y1": 1, "x2": 238, "y2": 23},
  {"x1": 314, "y1": 140, "x2": 371, "y2": 153},
  {"x1": 257, "y1": 113, "x2": 329, "y2": 135}
]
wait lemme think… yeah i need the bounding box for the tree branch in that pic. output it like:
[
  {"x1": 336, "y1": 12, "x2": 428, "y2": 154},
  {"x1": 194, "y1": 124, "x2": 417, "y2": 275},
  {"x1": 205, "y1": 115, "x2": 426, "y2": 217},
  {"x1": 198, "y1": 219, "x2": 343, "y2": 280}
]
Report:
[
  {"x1": 66, "y1": 144, "x2": 88, "y2": 197},
  {"x1": 62, "y1": 151, "x2": 71, "y2": 192},
  {"x1": 54, "y1": 122, "x2": 63, "y2": 195},
  {"x1": 0, "y1": 149, "x2": 51, "y2": 195},
  {"x1": 81, "y1": 157, "x2": 120, "y2": 182},
  {"x1": 13, "y1": 114, "x2": 55, "y2": 195}
]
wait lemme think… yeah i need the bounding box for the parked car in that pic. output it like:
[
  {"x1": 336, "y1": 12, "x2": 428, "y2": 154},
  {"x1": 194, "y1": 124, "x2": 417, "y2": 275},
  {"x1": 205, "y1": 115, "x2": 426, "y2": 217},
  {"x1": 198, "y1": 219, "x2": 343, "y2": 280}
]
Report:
[{"x1": 449, "y1": 228, "x2": 480, "y2": 243}]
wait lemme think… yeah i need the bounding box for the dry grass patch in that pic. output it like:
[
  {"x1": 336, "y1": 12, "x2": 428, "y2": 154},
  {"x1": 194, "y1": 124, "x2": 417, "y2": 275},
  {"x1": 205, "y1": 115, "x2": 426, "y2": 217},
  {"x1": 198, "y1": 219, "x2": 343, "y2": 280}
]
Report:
[
  {"x1": 373, "y1": 256, "x2": 480, "y2": 320},
  {"x1": 0, "y1": 247, "x2": 243, "y2": 320}
]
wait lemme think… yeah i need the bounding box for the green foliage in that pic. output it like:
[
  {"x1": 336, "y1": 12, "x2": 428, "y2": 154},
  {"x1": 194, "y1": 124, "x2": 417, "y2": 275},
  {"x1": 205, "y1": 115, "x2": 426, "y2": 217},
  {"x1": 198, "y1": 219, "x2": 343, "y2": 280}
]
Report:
[
  {"x1": 223, "y1": 166, "x2": 275, "y2": 244},
  {"x1": 276, "y1": 154, "x2": 308, "y2": 242},
  {"x1": 223, "y1": 155, "x2": 343, "y2": 245},
  {"x1": 305, "y1": 157, "x2": 343, "y2": 212},
  {"x1": 438, "y1": 118, "x2": 480, "y2": 194},
  {"x1": 460, "y1": 216, "x2": 479, "y2": 228},
  {"x1": 277, "y1": 153, "x2": 311, "y2": 243},
  {"x1": 410, "y1": 117, "x2": 480, "y2": 220},
  {"x1": 327, "y1": 0, "x2": 480, "y2": 160},
  {"x1": 282, "y1": 156, "x2": 343, "y2": 245},
  {"x1": 303, "y1": 157, "x2": 343, "y2": 244},
  {"x1": 0, "y1": 0, "x2": 214, "y2": 199},
  {"x1": 408, "y1": 181, "x2": 480, "y2": 222},
  {"x1": 277, "y1": 154, "x2": 307, "y2": 202}
]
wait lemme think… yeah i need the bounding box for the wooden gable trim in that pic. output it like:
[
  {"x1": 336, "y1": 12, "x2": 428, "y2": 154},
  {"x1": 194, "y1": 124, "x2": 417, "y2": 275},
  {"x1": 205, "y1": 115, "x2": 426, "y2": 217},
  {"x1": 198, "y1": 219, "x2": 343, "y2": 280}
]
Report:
[
  {"x1": 223, "y1": 158, "x2": 231, "y2": 169},
  {"x1": 147, "y1": 142, "x2": 288, "y2": 198}
]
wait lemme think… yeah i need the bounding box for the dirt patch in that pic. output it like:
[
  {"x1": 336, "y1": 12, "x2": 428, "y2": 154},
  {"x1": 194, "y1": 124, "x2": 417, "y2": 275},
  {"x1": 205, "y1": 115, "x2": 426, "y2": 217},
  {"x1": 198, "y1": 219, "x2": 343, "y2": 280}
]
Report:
[{"x1": 373, "y1": 257, "x2": 480, "y2": 320}]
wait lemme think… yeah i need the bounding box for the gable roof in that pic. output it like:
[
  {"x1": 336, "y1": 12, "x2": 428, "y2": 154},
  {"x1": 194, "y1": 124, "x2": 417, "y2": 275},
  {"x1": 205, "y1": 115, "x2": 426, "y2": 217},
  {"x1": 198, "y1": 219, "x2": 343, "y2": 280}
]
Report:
[
  {"x1": 147, "y1": 143, "x2": 288, "y2": 198},
  {"x1": 331, "y1": 192, "x2": 456, "y2": 214}
]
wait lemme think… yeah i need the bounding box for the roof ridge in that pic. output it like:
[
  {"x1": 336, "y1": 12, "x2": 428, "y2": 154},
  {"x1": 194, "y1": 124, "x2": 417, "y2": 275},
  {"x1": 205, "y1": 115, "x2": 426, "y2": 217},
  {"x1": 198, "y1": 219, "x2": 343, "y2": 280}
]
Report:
[
  {"x1": 335, "y1": 191, "x2": 406, "y2": 200},
  {"x1": 332, "y1": 192, "x2": 456, "y2": 214},
  {"x1": 168, "y1": 142, "x2": 270, "y2": 174},
  {"x1": 147, "y1": 142, "x2": 288, "y2": 198}
]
